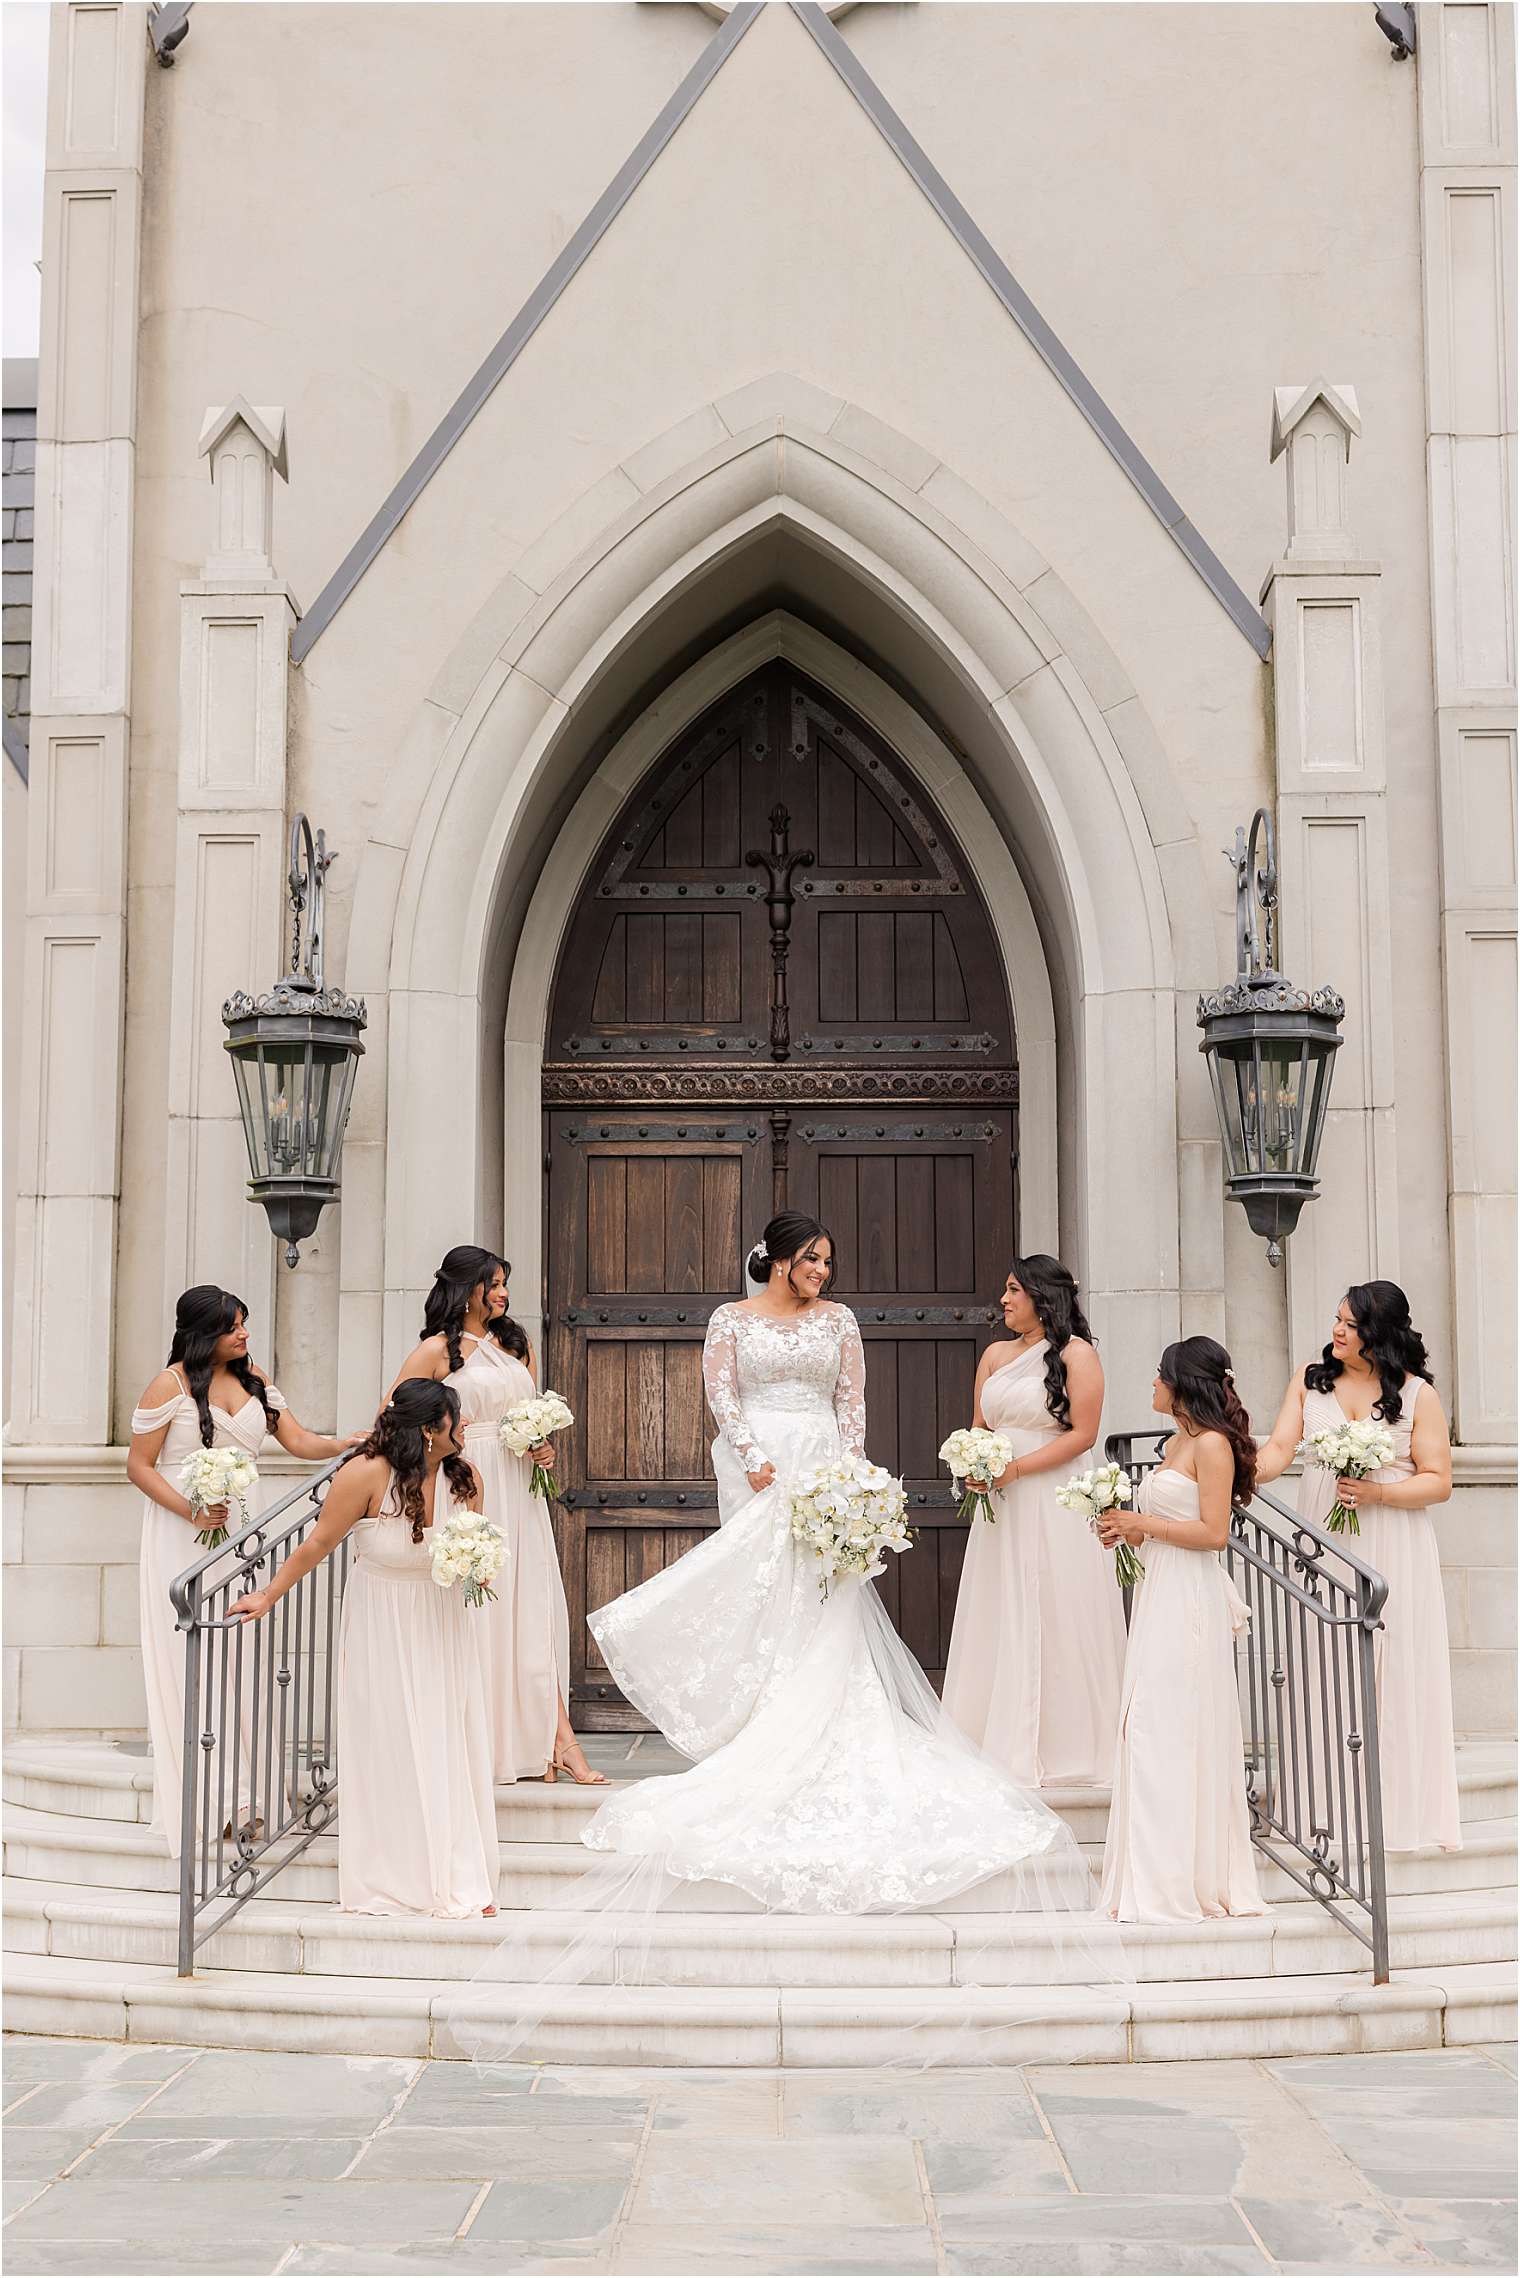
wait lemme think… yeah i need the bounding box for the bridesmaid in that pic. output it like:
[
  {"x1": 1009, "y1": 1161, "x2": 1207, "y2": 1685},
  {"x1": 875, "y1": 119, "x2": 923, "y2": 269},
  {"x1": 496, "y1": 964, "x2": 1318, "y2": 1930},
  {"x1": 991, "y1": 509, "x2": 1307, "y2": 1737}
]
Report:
[
  {"x1": 1256, "y1": 1281, "x2": 1461, "y2": 1853},
  {"x1": 231, "y1": 1380, "x2": 499, "y2": 1916},
  {"x1": 391, "y1": 1247, "x2": 603, "y2": 1788},
  {"x1": 126, "y1": 1285, "x2": 359, "y2": 1854},
  {"x1": 1098, "y1": 1337, "x2": 1265, "y2": 1923},
  {"x1": 942, "y1": 1254, "x2": 1125, "y2": 1787}
]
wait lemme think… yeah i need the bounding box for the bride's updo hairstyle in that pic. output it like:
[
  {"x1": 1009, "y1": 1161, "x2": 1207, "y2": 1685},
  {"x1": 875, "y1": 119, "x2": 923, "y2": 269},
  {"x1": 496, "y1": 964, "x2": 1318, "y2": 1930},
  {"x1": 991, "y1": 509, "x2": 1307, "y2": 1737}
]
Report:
[
  {"x1": 746, "y1": 1212, "x2": 836, "y2": 1297},
  {"x1": 350, "y1": 1378, "x2": 474, "y2": 1544},
  {"x1": 1158, "y1": 1336, "x2": 1256, "y2": 1505},
  {"x1": 1008, "y1": 1254, "x2": 1092, "y2": 1431},
  {"x1": 1304, "y1": 1279, "x2": 1431, "y2": 1426},
  {"x1": 423, "y1": 1245, "x2": 529, "y2": 1372}
]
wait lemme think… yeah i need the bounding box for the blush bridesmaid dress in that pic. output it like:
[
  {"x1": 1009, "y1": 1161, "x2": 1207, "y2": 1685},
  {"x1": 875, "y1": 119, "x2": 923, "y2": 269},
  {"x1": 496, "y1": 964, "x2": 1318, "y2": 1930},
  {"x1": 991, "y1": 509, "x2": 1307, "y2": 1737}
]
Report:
[
  {"x1": 446, "y1": 1332, "x2": 572, "y2": 1781},
  {"x1": 333, "y1": 1466, "x2": 499, "y2": 1916},
  {"x1": 1099, "y1": 1467, "x2": 1265, "y2": 1923},
  {"x1": 942, "y1": 1340, "x2": 1126, "y2": 1787},
  {"x1": 1297, "y1": 1378, "x2": 1461, "y2": 1852}
]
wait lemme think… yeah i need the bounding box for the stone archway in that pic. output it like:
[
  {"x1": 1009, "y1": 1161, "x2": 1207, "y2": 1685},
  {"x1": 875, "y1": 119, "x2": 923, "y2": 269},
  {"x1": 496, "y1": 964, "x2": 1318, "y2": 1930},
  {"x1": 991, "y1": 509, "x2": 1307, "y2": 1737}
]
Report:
[{"x1": 337, "y1": 387, "x2": 1215, "y2": 1426}]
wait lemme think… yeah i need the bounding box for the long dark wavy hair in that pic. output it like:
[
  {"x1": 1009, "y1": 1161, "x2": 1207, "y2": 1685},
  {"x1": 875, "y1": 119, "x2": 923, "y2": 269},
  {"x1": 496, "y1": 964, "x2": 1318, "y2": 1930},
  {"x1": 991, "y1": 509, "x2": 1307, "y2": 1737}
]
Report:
[
  {"x1": 422, "y1": 1245, "x2": 529, "y2": 1372},
  {"x1": 168, "y1": 1285, "x2": 274, "y2": 1450},
  {"x1": 1007, "y1": 1254, "x2": 1093, "y2": 1430},
  {"x1": 746, "y1": 1212, "x2": 836, "y2": 1296},
  {"x1": 1304, "y1": 1280, "x2": 1432, "y2": 1425},
  {"x1": 1159, "y1": 1336, "x2": 1257, "y2": 1504},
  {"x1": 351, "y1": 1379, "x2": 475, "y2": 1544}
]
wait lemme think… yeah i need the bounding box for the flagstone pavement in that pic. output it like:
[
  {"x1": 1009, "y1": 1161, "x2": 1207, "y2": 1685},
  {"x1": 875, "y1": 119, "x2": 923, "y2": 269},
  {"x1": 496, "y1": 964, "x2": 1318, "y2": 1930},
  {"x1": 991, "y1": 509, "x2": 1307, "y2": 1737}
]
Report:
[{"x1": 2, "y1": 2037, "x2": 1514, "y2": 2276}]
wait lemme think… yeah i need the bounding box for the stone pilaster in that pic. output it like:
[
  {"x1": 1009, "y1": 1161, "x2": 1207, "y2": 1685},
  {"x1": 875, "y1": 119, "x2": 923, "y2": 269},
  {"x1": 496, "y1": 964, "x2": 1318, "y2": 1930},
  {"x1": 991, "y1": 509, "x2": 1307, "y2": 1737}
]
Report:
[
  {"x1": 1260, "y1": 385, "x2": 1399, "y2": 1365},
  {"x1": 10, "y1": 4, "x2": 146, "y2": 1441},
  {"x1": 161, "y1": 406, "x2": 297, "y2": 1343},
  {"x1": 1416, "y1": 1, "x2": 1518, "y2": 1447}
]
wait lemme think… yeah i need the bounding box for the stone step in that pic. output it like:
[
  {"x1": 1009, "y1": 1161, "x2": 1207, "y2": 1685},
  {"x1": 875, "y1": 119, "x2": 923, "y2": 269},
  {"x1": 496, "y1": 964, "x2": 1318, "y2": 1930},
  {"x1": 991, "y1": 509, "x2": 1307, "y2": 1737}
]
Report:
[
  {"x1": 5, "y1": 1874, "x2": 1514, "y2": 1988},
  {"x1": 7, "y1": 1737, "x2": 1513, "y2": 1841},
  {"x1": 4, "y1": 1947, "x2": 1513, "y2": 2067},
  {"x1": 6, "y1": 1797, "x2": 1513, "y2": 1918}
]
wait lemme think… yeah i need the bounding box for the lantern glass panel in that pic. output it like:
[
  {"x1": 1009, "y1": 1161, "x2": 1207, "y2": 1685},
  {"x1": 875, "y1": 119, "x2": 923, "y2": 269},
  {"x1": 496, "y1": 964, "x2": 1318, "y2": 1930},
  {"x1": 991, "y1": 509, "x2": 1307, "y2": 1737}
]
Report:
[
  {"x1": 1258, "y1": 1040, "x2": 1307, "y2": 1175},
  {"x1": 1298, "y1": 1041, "x2": 1335, "y2": 1178}
]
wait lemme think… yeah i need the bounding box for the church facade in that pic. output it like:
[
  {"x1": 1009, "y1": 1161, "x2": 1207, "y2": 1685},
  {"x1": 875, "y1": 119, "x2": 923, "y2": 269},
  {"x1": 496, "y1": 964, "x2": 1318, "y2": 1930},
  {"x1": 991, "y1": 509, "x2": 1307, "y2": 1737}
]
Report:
[{"x1": 5, "y1": 1, "x2": 1515, "y2": 1737}]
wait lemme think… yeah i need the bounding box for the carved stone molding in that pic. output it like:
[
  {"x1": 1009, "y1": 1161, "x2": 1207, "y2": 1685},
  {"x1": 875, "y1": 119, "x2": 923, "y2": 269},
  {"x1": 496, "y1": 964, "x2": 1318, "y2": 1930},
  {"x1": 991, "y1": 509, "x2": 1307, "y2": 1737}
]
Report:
[{"x1": 541, "y1": 1062, "x2": 1019, "y2": 1105}]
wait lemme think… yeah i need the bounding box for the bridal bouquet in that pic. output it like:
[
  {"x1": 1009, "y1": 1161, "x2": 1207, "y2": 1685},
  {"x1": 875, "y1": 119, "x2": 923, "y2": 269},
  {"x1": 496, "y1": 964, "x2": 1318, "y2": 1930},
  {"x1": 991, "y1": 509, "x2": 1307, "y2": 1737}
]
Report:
[
  {"x1": 500, "y1": 1392, "x2": 574, "y2": 1498},
  {"x1": 1307, "y1": 1416, "x2": 1395, "y2": 1535},
  {"x1": 429, "y1": 1511, "x2": 508, "y2": 1608},
  {"x1": 1056, "y1": 1461, "x2": 1142, "y2": 1588},
  {"x1": 939, "y1": 1425, "x2": 1014, "y2": 1525},
  {"x1": 785, "y1": 1453, "x2": 912, "y2": 1601},
  {"x1": 179, "y1": 1446, "x2": 259, "y2": 1549}
]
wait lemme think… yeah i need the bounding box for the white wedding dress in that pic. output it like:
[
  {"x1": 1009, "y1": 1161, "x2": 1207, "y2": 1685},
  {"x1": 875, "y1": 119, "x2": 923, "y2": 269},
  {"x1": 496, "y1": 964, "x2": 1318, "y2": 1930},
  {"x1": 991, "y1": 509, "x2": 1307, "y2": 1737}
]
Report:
[
  {"x1": 450, "y1": 1297, "x2": 1111, "y2": 2062},
  {"x1": 582, "y1": 1301, "x2": 1082, "y2": 1911}
]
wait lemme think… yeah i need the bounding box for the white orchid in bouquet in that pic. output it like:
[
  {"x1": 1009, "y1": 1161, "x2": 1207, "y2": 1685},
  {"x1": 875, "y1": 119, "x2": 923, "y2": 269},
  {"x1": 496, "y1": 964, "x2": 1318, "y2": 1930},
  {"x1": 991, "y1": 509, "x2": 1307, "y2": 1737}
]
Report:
[
  {"x1": 500, "y1": 1391, "x2": 574, "y2": 1498},
  {"x1": 785, "y1": 1452, "x2": 912, "y2": 1601},
  {"x1": 179, "y1": 1446, "x2": 259, "y2": 1549},
  {"x1": 939, "y1": 1425, "x2": 1014, "y2": 1524},
  {"x1": 1056, "y1": 1460, "x2": 1142, "y2": 1588},
  {"x1": 1306, "y1": 1416, "x2": 1395, "y2": 1535},
  {"x1": 429, "y1": 1510, "x2": 508, "y2": 1608}
]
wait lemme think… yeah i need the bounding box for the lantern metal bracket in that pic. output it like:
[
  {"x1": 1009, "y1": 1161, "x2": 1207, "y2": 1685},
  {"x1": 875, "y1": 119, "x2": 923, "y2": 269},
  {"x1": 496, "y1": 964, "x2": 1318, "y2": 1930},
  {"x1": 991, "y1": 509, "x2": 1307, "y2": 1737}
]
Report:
[
  {"x1": 1231, "y1": 806, "x2": 1280, "y2": 985},
  {"x1": 283, "y1": 813, "x2": 335, "y2": 993}
]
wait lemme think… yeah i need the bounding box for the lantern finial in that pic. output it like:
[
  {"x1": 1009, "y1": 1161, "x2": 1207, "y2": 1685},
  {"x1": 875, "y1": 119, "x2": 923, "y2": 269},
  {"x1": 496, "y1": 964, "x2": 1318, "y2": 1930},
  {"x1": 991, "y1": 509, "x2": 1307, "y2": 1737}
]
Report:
[{"x1": 222, "y1": 815, "x2": 366, "y2": 1266}]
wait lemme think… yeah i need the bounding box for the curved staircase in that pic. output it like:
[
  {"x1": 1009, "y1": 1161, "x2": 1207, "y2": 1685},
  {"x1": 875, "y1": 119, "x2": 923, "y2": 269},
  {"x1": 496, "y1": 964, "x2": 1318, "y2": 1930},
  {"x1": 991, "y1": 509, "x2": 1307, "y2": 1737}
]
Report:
[{"x1": 4, "y1": 1738, "x2": 1515, "y2": 2066}]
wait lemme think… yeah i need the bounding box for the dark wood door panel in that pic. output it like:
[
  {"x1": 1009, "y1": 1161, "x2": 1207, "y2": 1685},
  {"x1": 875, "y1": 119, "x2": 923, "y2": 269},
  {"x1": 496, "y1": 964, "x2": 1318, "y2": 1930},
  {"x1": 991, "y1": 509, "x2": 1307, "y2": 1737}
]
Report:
[{"x1": 543, "y1": 662, "x2": 1019, "y2": 1721}]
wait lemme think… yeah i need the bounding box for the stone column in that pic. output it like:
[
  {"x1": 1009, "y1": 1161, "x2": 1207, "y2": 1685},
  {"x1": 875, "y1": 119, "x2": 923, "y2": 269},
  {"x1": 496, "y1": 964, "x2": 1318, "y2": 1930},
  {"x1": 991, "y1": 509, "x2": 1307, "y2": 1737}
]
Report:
[
  {"x1": 162, "y1": 403, "x2": 296, "y2": 1345},
  {"x1": 1260, "y1": 385, "x2": 1399, "y2": 1366},
  {"x1": 1417, "y1": 1, "x2": 1517, "y2": 1450},
  {"x1": 9, "y1": 4, "x2": 146, "y2": 1442}
]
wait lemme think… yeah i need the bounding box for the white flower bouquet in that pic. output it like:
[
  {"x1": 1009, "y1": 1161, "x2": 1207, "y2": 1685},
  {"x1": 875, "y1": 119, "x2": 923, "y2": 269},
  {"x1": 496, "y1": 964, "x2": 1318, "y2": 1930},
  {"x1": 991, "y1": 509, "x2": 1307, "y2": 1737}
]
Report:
[
  {"x1": 179, "y1": 1446, "x2": 259, "y2": 1549},
  {"x1": 1307, "y1": 1416, "x2": 1395, "y2": 1535},
  {"x1": 1056, "y1": 1460, "x2": 1142, "y2": 1588},
  {"x1": 429, "y1": 1510, "x2": 508, "y2": 1608},
  {"x1": 500, "y1": 1391, "x2": 575, "y2": 1498},
  {"x1": 939, "y1": 1425, "x2": 1014, "y2": 1524},
  {"x1": 785, "y1": 1452, "x2": 913, "y2": 1601}
]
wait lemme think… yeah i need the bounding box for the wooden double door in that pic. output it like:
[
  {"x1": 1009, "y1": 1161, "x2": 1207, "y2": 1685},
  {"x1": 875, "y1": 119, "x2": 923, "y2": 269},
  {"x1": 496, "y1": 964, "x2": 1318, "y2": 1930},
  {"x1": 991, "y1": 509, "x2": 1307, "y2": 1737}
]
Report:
[{"x1": 542, "y1": 662, "x2": 1019, "y2": 1727}]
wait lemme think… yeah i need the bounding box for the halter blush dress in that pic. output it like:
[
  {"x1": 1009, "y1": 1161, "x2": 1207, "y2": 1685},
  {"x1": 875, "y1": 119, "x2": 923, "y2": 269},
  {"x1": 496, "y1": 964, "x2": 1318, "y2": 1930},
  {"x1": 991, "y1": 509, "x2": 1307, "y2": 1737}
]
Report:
[
  {"x1": 131, "y1": 1370, "x2": 280, "y2": 1855},
  {"x1": 941, "y1": 1341, "x2": 1127, "y2": 1787},
  {"x1": 333, "y1": 1465, "x2": 499, "y2": 1915}
]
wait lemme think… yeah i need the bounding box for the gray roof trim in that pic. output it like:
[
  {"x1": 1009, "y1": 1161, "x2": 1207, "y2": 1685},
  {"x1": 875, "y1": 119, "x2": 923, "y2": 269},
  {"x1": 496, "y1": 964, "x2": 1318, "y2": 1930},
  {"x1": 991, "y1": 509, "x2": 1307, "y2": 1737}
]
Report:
[
  {"x1": 291, "y1": 2, "x2": 763, "y2": 665},
  {"x1": 3, "y1": 714, "x2": 29, "y2": 784},
  {"x1": 789, "y1": 1, "x2": 1272, "y2": 660}
]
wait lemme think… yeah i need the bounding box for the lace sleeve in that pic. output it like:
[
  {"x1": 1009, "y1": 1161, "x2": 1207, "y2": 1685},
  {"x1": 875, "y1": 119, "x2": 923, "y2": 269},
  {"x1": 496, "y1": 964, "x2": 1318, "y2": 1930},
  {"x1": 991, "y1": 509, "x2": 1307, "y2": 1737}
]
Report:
[
  {"x1": 833, "y1": 1310, "x2": 868, "y2": 1455},
  {"x1": 702, "y1": 1308, "x2": 768, "y2": 1474}
]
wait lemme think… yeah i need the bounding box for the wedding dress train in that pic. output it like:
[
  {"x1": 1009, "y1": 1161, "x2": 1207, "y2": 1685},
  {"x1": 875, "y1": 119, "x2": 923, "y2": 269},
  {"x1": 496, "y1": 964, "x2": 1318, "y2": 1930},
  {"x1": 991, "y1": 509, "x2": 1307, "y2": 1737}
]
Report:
[{"x1": 451, "y1": 1298, "x2": 1116, "y2": 2060}]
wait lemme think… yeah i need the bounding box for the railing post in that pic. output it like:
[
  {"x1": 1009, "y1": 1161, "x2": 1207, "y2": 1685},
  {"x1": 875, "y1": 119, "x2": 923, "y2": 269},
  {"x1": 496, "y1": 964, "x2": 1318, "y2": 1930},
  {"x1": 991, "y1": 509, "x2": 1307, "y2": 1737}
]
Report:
[
  {"x1": 1355, "y1": 1570, "x2": 1391, "y2": 1983},
  {"x1": 176, "y1": 1568, "x2": 204, "y2": 1976}
]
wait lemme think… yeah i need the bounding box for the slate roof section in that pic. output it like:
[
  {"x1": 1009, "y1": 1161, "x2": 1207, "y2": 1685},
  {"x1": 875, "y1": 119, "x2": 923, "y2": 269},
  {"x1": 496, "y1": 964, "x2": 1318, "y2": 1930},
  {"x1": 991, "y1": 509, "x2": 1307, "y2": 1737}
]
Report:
[{"x1": 3, "y1": 356, "x2": 38, "y2": 782}]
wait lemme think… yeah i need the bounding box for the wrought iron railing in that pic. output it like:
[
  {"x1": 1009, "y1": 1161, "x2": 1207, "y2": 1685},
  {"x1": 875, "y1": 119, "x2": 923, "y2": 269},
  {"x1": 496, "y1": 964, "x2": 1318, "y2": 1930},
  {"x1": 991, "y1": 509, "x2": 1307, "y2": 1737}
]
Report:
[
  {"x1": 1106, "y1": 1430, "x2": 1390, "y2": 1980},
  {"x1": 170, "y1": 1459, "x2": 346, "y2": 1974}
]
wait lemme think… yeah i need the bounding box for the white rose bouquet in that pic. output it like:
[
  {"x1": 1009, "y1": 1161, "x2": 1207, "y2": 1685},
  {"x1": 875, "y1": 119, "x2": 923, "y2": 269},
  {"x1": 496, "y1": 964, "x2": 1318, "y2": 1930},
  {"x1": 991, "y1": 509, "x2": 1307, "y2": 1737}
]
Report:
[
  {"x1": 429, "y1": 1510, "x2": 508, "y2": 1609},
  {"x1": 1307, "y1": 1416, "x2": 1395, "y2": 1535},
  {"x1": 500, "y1": 1391, "x2": 575, "y2": 1498},
  {"x1": 1056, "y1": 1460, "x2": 1142, "y2": 1587},
  {"x1": 785, "y1": 1452, "x2": 912, "y2": 1601},
  {"x1": 179, "y1": 1446, "x2": 259, "y2": 1549},
  {"x1": 939, "y1": 1425, "x2": 1014, "y2": 1524}
]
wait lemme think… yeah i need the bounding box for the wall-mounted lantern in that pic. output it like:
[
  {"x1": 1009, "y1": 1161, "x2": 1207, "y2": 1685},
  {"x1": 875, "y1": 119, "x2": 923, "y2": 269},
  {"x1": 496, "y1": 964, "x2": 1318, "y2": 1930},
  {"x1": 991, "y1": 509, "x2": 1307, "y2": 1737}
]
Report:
[
  {"x1": 1197, "y1": 809, "x2": 1344, "y2": 1266},
  {"x1": 222, "y1": 815, "x2": 366, "y2": 1267}
]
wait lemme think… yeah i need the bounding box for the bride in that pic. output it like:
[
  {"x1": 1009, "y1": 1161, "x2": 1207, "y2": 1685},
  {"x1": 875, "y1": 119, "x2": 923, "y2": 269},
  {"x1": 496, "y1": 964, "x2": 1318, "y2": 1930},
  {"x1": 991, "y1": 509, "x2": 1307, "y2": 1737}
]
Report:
[
  {"x1": 452, "y1": 1212, "x2": 1107, "y2": 2069},
  {"x1": 580, "y1": 1211, "x2": 1092, "y2": 1912}
]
